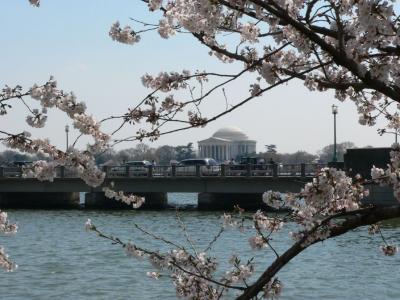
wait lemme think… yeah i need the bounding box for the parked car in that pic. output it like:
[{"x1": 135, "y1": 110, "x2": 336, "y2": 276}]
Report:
[
  {"x1": 174, "y1": 158, "x2": 219, "y2": 176},
  {"x1": 13, "y1": 161, "x2": 33, "y2": 167},
  {"x1": 228, "y1": 156, "x2": 269, "y2": 176},
  {"x1": 111, "y1": 160, "x2": 152, "y2": 177}
]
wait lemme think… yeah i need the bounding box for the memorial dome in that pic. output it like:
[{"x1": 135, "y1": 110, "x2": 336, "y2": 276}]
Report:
[{"x1": 212, "y1": 126, "x2": 249, "y2": 141}]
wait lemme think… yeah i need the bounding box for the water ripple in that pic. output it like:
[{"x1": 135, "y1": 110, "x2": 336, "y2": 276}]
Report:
[{"x1": 1, "y1": 200, "x2": 399, "y2": 299}]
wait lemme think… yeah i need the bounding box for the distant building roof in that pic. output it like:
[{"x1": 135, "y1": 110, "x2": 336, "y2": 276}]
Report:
[{"x1": 211, "y1": 126, "x2": 249, "y2": 141}]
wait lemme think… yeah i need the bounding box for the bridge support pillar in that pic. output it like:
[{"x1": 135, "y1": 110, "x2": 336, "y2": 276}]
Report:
[
  {"x1": 0, "y1": 192, "x2": 80, "y2": 209},
  {"x1": 85, "y1": 192, "x2": 168, "y2": 209},
  {"x1": 198, "y1": 193, "x2": 269, "y2": 210}
]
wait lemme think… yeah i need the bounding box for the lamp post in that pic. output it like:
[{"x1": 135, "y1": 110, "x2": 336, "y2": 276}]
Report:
[
  {"x1": 65, "y1": 125, "x2": 69, "y2": 152},
  {"x1": 332, "y1": 104, "x2": 338, "y2": 162}
]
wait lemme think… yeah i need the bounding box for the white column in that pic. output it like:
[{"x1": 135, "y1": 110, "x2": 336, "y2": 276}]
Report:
[{"x1": 224, "y1": 145, "x2": 227, "y2": 161}]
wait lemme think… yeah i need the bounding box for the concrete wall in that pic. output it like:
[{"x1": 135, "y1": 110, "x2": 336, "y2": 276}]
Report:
[
  {"x1": 362, "y1": 184, "x2": 398, "y2": 207},
  {"x1": 344, "y1": 148, "x2": 391, "y2": 179},
  {"x1": 0, "y1": 192, "x2": 80, "y2": 209},
  {"x1": 198, "y1": 193, "x2": 270, "y2": 210},
  {"x1": 0, "y1": 177, "x2": 310, "y2": 194},
  {"x1": 85, "y1": 192, "x2": 167, "y2": 209}
]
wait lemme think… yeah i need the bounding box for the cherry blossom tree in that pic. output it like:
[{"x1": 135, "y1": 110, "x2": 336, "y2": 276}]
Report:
[{"x1": 1, "y1": 0, "x2": 400, "y2": 299}]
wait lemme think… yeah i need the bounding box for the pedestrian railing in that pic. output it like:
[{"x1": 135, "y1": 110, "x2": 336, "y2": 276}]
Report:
[{"x1": 0, "y1": 163, "x2": 327, "y2": 179}]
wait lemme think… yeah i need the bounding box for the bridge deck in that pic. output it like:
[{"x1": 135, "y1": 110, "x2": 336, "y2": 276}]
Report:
[
  {"x1": 0, "y1": 163, "x2": 323, "y2": 193},
  {"x1": 0, "y1": 176, "x2": 313, "y2": 193}
]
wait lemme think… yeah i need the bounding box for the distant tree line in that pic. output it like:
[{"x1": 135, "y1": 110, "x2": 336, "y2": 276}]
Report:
[
  {"x1": 0, "y1": 141, "x2": 360, "y2": 166},
  {"x1": 260, "y1": 142, "x2": 357, "y2": 164},
  {"x1": 94, "y1": 143, "x2": 196, "y2": 165},
  {"x1": 0, "y1": 150, "x2": 47, "y2": 165}
]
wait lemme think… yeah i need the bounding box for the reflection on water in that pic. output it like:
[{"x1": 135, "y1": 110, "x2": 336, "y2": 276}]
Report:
[{"x1": 0, "y1": 194, "x2": 399, "y2": 300}]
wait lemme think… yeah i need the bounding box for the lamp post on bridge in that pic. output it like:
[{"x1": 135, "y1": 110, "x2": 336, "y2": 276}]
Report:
[
  {"x1": 65, "y1": 125, "x2": 69, "y2": 152},
  {"x1": 332, "y1": 104, "x2": 338, "y2": 163}
]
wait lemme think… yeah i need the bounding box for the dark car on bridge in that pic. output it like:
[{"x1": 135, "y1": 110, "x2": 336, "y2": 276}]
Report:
[
  {"x1": 110, "y1": 160, "x2": 152, "y2": 177},
  {"x1": 228, "y1": 156, "x2": 270, "y2": 176},
  {"x1": 174, "y1": 158, "x2": 220, "y2": 176}
]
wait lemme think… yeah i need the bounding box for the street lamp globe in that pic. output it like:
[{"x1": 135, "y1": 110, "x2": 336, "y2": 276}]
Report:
[
  {"x1": 65, "y1": 125, "x2": 70, "y2": 151},
  {"x1": 331, "y1": 104, "x2": 338, "y2": 163},
  {"x1": 332, "y1": 104, "x2": 338, "y2": 115}
]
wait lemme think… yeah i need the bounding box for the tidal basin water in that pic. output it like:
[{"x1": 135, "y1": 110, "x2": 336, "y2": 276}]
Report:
[{"x1": 1, "y1": 193, "x2": 399, "y2": 300}]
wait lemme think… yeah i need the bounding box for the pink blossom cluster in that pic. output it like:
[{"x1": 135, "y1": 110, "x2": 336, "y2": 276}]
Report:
[
  {"x1": 225, "y1": 258, "x2": 254, "y2": 283},
  {"x1": 0, "y1": 211, "x2": 17, "y2": 272},
  {"x1": 29, "y1": 78, "x2": 109, "y2": 152},
  {"x1": 0, "y1": 247, "x2": 16, "y2": 272},
  {"x1": 109, "y1": 22, "x2": 141, "y2": 45},
  {"x1": 103, "y1": 186, "x2": 145, "y2": 208},
  {"x1": 222, "y1": 213, "x2": 238, "y2": 228},
  {"x1": 263, "y1": 277, "x2": 283, "y2": 299},
  {"x1": 22, "y1": 1, "x2": 400, "y2": 296},
  {"x1": 125, "y1": 242, "x2": 145, "y2": 259},
  {"x1": 248, "y1": 235, "x2": 267, "y2": 250},
  {"x1": 141, "y1": 70, "x2": 191, "y2": 92},
  {"x1": 381, "y1": 245, "x2": 398, "y2": 256},
  {"x1": 239, "y1": 23, "x2": 260, "y2": 43},
  {"x1": 133, "y1": 245, "x2": 220, "y2": 299},
  {"x1": 107, "y1": 0, "x2": 400, "y2": 133},
  {"x1": 371, "y1": 144, "x2": 400, "y2": 201},
  {"x1": 11, "y1": 138, "x2": 106, "y2": 187},
  {"x1": 1, "y1": 77, "x2": 113, "y2": 188},
  {"x1": 85, "y1": 219, "x2": 241, "y2": 299},
  {"x1": 263, "y1": 167, "x2": 366, "y2": 245},
  {"x1": 253, "y1": 210, "x2": 283, "y2": 232},
  {"x1": 0, "y1": 211, "x2": 18, "y2": 235},
  {"x1": 25, "y1": 108, "x2": 48, "y2": 128}
]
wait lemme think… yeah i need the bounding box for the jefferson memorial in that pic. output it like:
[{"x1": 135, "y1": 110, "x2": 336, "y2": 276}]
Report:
[{"x1": 198, "y1": 126, "x2": 257, "y2": 161}]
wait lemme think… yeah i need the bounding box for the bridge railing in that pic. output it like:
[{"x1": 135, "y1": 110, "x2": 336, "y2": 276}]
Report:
[
  {"x1": 0, "y1": 167, "x2": 23, "y2": 177},
  {"x1": 304, "y1": 163, "x2": 327, "y2": 176},
  {"x1": 153, "y1": 165, "x2": 171, "y2": 177},
  {"x1": 277, "y1": 164, "x2": 302, "y2": 177},
  {"x1": 222, "y1": 164, "x2": 273, "y2": 176},
  {"x1": 55, "y1": 166, "x2": 80, "y2": 178},
  {"x1": 0, "y1": 163, "x2": 328, "y2": 179}
]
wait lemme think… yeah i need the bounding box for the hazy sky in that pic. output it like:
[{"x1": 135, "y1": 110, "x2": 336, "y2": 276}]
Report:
[{"x1": 0, "y1": 1, "x2": 395, "y2": 154}]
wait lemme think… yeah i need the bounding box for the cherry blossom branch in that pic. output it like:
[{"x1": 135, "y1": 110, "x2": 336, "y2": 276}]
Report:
[
  {"x1": 236, "y1": 205, "x2": 400, "y2": 300},
  {"x1": 133, "y1": 223, "x2": 184, "y2": 250},
  {"x1": 85, "y1": 219, "x2": 247, "y2": 292}
]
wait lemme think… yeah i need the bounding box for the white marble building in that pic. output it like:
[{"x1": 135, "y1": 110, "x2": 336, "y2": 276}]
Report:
[{"x1": 198, "y1": 126, "x2": 257, "y2": 161}]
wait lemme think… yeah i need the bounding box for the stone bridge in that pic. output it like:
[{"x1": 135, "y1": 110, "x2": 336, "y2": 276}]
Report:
[{"x1": 0, "y1": 163, "x2": 319, "y2": 209}]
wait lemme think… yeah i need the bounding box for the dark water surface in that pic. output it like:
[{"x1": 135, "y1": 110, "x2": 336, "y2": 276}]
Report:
[{"x1": 0, "y1": 194, "x2": 399, "y2": 300}]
